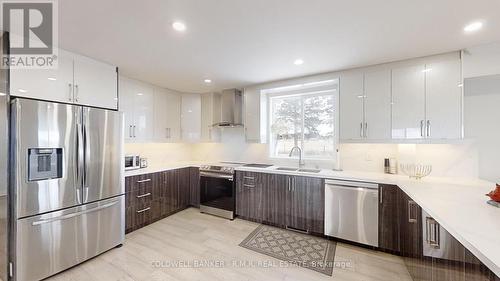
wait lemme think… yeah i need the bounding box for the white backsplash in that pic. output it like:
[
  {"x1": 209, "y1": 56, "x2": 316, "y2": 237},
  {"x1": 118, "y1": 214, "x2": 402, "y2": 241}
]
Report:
[
  {"x1": 127, "y1": 129, "x2": 480, "y2": 179},
  {"x1": 124, "y1": 143, "x2": 193, "y2": 164}
]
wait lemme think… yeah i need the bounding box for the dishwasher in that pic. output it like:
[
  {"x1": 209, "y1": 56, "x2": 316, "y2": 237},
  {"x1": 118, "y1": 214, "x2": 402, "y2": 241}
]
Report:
[{"x1": 324, "y1": 179, "x2": 379, "y2": 247}]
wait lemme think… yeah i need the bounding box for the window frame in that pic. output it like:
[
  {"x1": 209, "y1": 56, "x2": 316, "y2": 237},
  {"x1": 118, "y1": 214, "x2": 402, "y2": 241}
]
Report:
[{"x1": 267, "y1": 86, "x2": 339, "y2": 161}]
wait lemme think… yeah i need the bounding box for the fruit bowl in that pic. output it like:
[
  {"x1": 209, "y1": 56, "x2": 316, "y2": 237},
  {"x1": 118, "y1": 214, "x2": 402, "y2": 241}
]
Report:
[{"x1": 400, "y1": 164, "x2": 432, "y2": 180}]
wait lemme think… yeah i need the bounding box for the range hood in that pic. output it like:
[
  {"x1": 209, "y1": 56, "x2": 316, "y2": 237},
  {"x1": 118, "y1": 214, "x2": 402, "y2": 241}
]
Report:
[{"x1": 213, "y1": 89, "x2": 243, "y2": 127}]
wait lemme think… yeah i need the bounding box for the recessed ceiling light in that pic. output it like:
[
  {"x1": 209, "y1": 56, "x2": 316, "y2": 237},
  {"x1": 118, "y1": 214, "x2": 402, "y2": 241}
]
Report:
[
  {"x1": 137, "y1": 93, "x2": 143, "y2": 96},
  {"x1": 464, "y1": 21, "x2": 483, "y2": 33},
  {"x1": 18, "y1": 89, "x2": 27, "y2": 93},
  {"x1": 172, "y1": 21, "x2": 186, "y2": 32},
  {"x1": 294, "y1": 59, "x2": 304, "y2": 65},
  {"x1": 204, "y1": 79, "x2": 212, "y2": 83},
  {"x1": 47, "y1": 77, "x2": 57, "y2": 81}
]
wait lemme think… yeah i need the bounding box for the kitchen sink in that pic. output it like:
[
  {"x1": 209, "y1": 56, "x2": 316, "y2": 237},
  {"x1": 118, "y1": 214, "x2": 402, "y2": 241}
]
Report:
[
  {"x1": 243, "y1": 163, "x2": 274, "y2": 168},
  {"x1": 274, "y1": 167, "x2": 322, "y2": 173},
  {"x1": 275, "y1": 167, "x2": 298, "y2": 171},
  {"x1": 297, "y1": 168, "x2": 322, "y2": 173}
]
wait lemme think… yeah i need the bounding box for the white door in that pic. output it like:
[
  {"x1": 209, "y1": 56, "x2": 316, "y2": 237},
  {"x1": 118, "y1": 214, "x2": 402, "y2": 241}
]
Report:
[
  {"x1": 9, "y1": 49, "x2": 74, "y2": 103},
  {"x1": 119, "y1": 77, "x2": 136, "y2": 142},
  {"x1": 133, "y1": 80, "x2": 155, "y2": 142},
  {"x1": 391, "y1": 64, "x2": 426, "y2": 139},
  {"x1": 425, "y1": 54, "x2": 462, "y2": 139},
  {"x1": 73, "y1": 54, "x2": 118, "y2": 110},
  {"x1": 153, "y1": 87, "x2": 181, "y2": 142},
  {"x1": 181, "y1": 94, "x2": 201, "y2": 142},
  {"x1": 339, "y1": 71, "x2": 364, "y2": 140},
  {"x1": 364, "y1": 68, "x2": 392, "y2": 140}
]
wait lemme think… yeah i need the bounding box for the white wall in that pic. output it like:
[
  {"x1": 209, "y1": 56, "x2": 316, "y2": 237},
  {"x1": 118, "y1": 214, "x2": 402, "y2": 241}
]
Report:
[
  {"x1": 125, "y1": 143, "x2": 193, "y2": 165},
  {"x1": 464, "y1": 42, "x2": 500, "y2": 78},
  {"x1": 464, "y1": 74, "x2": 500, "y2": 182}
]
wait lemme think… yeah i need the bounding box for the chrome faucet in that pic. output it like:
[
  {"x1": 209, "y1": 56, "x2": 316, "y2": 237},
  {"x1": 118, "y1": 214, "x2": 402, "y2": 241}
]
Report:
[{"x1": 289, "y1": 146, "x2": 305, "y2": 168}]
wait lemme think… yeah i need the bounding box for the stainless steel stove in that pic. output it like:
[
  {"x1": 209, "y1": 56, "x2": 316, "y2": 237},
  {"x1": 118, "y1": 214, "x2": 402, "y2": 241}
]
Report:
[{"x1": 199, "y1": 163, "x2": 241, "y2": 220}]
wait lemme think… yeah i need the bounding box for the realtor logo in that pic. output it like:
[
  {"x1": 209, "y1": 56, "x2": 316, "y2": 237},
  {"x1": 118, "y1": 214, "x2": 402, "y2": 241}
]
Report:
[{"x1": 1, "y1": 0, "x2": 58, "y2": 69}]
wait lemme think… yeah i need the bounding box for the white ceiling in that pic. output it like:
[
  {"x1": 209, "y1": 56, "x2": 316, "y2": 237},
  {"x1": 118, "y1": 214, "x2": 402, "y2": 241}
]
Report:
[{"x1": 59, "y1": 0, "x2": 500, "y2": 93}]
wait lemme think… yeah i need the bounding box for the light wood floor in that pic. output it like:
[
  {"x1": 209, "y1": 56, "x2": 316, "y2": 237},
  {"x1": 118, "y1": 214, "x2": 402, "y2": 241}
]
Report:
[{"x1": 47, "y1": 208, "x2": 412, "y2": 281}]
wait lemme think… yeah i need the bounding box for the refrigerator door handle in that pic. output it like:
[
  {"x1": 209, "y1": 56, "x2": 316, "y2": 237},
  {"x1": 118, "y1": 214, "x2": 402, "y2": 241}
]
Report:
[
  {"x1": 31, "y1": 200, "x2": 119, "y2": 226},
  {"x1": 82, "y1": 108, "x2": 90, "y2": 202},
  {"x1": 76, "y1": 121, "x2": 84, "y2": 204}
]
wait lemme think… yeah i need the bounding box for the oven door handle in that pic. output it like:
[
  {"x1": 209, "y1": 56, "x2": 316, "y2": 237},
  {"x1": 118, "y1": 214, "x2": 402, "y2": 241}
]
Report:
[{"x1": 200, "y1": 172, "x2": 234, "y2": 180}]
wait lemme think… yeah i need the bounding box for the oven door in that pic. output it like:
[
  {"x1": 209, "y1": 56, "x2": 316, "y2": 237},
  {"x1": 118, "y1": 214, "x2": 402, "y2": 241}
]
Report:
[{"x1": 199, "y1": 172, "x2": 235, "y2": 212}]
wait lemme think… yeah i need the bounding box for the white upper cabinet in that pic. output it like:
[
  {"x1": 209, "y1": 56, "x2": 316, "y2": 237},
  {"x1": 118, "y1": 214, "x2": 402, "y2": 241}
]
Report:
[
  {"x1": 391, "y1": 63, "x2": 426, "y2": 139},
  {"x1": 391, "y1": 52, "x2": 462, "y2": 140},
  {"x1": 154, "y1": 87, "x2": 181, "y2": 142},
  {"x1": 181, "y1": 94, "x2": 201, "y2": 142},
  {"x1": 10, "y1": 48, "x2": 118, "y2": 109},
  {"x1": 364, "y1": 67, "x2": 392, "y2": 140},
  {"x1": 200, "y1": 93, "x2": 221, "y2": 142},
  {"x1": 339, "y1": 71, "x2": 364, "y2": 140},
  {"x1": 10, "y1": 49, "x2": 74, "y2": 103},
  {"x1": 73, "y1": 54, "x2": 118, "y2": 109},
  {"x1": 339, "y1": 67, "x2": 392, "y2": 141},
  {"x1": 243, "y1": 87, "x2": 266, "y2": 143},
  {"x1": 425, "y1": 53, "x2": 462, "y2": 139},
  {"x1": 119, "y1": 76, "x2": 154, "y2": 142}
]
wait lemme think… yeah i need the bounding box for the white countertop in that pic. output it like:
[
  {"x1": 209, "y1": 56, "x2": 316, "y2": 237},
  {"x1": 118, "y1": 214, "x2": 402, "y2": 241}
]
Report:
[
  {"x1": 124, "y1": 161, "x2": 203, "y2": 177},
  {"x1": 125, "y1": 161, "x2": 500, "y2": 277}
]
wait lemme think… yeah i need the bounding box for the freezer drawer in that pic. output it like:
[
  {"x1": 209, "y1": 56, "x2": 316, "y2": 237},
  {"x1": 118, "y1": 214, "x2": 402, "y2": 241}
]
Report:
[
  {"x1": 324, "y1": 179, "x2": 379, "y2": 247},
  {"x1": 15, "y1": 196, "x2": 124, "y2": 281}
]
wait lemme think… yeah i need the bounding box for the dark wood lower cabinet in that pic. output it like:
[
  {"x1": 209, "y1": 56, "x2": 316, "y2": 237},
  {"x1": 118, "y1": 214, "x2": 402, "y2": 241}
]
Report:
[
  {"x1": 235, "y1": 172, "x2": 324, "y2": 234},
  {"x1": 189, "y1": 167, "x2": 200, "y2": 207},
  {"x1": 394, "y1": 187, "x2": 500, "y2": 281},
  {"x1": 378, "y1": 184, "x2": 400, "y2": 253},
  {"x1": 262, "y1": 174, "x2": 287, "y2": 228},
  {"x1": 286, "y1": 176, "x2": 324, "y2": 234},
  {"x1": 125, "y1": 168, "x2": 192, "y2": 233},
  {"x1": 235, "y1": 171, "x2": 264, "y2": 222}
]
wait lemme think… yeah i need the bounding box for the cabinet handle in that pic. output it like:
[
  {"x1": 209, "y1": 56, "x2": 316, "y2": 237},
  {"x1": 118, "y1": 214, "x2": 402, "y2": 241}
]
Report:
[
  {"x1": 74, "y1": 84, "x2": 79, "y2": 102},
  {"x1": 68, "y1": 83, "x2": 73, "y2": 102},
  {"x1": 136, "y1": 192, "x2": 151, "y2": 198},
  {"x1": 243, "y1": 184, "x2": 255, "y2": 188},
  {"x1": 379, "y1": 186, "x2": 383, "y2": 204},
  {"x1": 364, "y1": 122, "x2": 368, "y2": 138},
  {"x1": 243, "y1": 176, "x2": 255, "y2": 180},
  {"x1": 425, "y1": 216, "x2": 440, "y2": 248},
  {"x1": 408, "y1": 200, "x2": 418, "y2": 223},
  {"x1": 136, "y1": 179, "x2": 151, "y2": 183},
  {"x1": 426, "y1": 120, "x2": 431, "y2": 137},
  {"x1": 136, "y1": 207, "x2": 150, "y2": 213},
  {"x1": 129, "y1": 125, "x2": 132, "y2": 138},
  {"x1": 133, "y1": 125, "x2": 136, "y2": 138},
  {"x1": 420, "y1": 120, "x2": 425, "y2": 137},
  {"x1": 360, "y1": 122, "x2": 363, "y2": 138},
  {"x1": 287, "y1": 177, "x2": 291, "y2": 191}
]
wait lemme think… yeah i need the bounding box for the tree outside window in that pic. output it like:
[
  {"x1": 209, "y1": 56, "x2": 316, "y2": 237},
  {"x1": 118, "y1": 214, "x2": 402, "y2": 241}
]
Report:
[{"x1": 269, "y1": 91, "x2": 335, "y2": 160}]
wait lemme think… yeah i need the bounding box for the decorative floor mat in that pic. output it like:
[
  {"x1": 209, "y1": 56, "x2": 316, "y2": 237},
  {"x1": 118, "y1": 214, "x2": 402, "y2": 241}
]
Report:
[{"x1": 239, "y1": 225, "x2": 337, "y2": 276}]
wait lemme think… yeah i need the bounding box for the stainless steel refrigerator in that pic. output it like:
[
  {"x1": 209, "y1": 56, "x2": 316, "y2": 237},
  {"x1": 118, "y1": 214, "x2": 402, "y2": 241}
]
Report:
[{"x1": 10, "y1": 98, "x2": 124, "y2": 281}]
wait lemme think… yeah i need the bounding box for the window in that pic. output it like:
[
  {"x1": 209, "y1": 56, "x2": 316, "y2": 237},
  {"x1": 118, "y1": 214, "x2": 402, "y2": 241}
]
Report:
[{"x1": 267, "y1": 81, "x2": 337, "y2": 160}]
